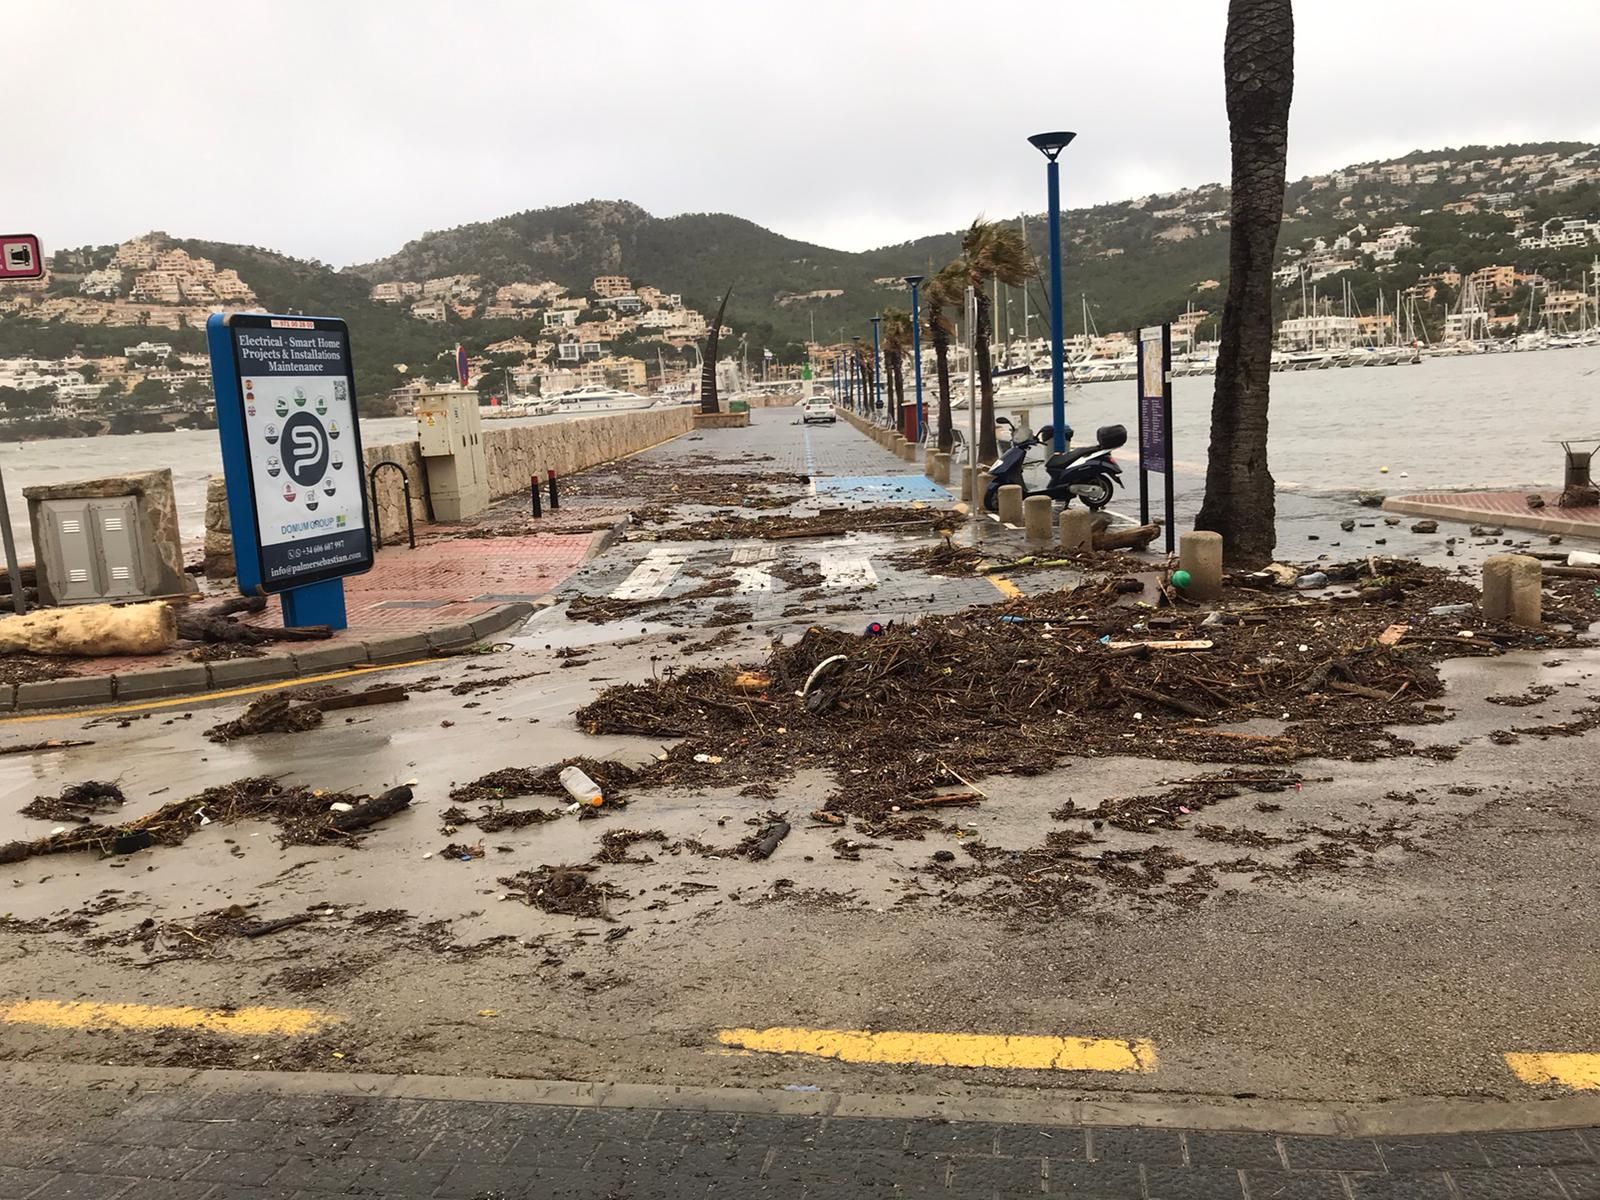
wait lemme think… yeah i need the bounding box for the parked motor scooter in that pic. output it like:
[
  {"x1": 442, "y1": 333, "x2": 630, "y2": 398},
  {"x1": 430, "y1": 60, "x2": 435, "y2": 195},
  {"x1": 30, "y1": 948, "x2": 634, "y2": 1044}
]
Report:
[{"x1": 982, "y1": 422, "x2": 1127, "y2": 513}]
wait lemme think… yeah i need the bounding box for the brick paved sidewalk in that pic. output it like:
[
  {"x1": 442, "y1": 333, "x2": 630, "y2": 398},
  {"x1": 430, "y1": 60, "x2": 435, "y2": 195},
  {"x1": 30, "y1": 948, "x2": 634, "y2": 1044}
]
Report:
[
  {"x1": 1385, "y1": 488, "x2": 1600, "y2": 538},
  {"x1": 3, "y1": 1069, "x2": 1596, "y2": 1199},
  {"x1": 53, "y1": 528, "x2": 604, "y2": 687}
]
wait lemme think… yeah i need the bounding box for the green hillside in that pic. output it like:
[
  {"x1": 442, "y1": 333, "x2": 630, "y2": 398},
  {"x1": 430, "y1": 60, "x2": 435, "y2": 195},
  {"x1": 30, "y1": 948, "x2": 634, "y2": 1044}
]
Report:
[{"x1": 8, "y1": 139, "x2": 1598, "y2": 403}]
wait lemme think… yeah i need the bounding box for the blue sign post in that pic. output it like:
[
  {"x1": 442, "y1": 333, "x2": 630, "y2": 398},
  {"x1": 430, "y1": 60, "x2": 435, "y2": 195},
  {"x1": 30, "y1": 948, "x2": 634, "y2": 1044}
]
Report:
[{"x1": 206, "y1": 312, "x2": 374, "y2": 630}]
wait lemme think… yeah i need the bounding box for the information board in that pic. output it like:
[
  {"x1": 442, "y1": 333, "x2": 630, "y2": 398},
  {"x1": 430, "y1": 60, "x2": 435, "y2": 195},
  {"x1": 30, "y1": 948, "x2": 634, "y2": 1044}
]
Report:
[
  {"x1": 207, "y1": 313, "x2": 373, "y2": 596},
  {"x1": 1135, "y1": 324, "x2": 1175, "y2": 554},
  {"x1": 1137, "y1": 325, "x2": 1170, "y2": 474}
]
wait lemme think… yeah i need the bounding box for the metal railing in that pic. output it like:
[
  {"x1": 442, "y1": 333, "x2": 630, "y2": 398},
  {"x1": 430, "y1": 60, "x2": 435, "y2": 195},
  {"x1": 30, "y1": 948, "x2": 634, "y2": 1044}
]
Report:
[{"x1": 368, "y1": 461, "x2": 416, "y2": 551}]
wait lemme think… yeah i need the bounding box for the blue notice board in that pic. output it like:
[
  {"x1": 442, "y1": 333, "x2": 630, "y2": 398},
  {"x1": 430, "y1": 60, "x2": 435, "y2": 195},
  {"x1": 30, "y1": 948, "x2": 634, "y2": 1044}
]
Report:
[{"x1": 206, "y1": 312, "x2": 373, "y2": 626}]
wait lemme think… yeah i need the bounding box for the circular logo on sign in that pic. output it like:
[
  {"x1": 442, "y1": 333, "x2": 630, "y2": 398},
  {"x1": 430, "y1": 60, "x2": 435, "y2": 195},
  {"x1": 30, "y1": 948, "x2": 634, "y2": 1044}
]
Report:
[
  {"x1": 323, "y1": 479, "x2": 336, "y2": 496},
  {"x1": 264, "y1": 423, "x2": 279, "y2": 445},
  {"x1": 265, "y1": 456, "x2": 280, "y2": 477},
  {"x1": 327, "y1": 420, "x2": 341, "y2": 440},
  {"x1": 315, "y1": 396, "x2": 328, "y2": 415},
  {"x1": 280, "y1": 412, "x2": 329, "y2": 488},
  {"x1": 275, "y1": 397, "x2": 289, "y2": 417},
  {"x1": 293, "y1": 387, "x2": 307, "y2": 408}
]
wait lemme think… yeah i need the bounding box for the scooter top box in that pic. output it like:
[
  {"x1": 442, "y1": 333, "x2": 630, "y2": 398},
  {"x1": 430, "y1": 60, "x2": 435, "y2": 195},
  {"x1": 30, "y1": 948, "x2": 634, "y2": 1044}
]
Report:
[{"x1": 1094, "y1": 424, "x2": 1129, "y2": 449}]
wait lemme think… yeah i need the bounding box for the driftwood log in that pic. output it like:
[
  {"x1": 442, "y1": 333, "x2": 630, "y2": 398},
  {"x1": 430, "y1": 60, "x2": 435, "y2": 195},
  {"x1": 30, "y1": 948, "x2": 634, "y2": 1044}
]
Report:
[
  {"x1": 330, "y1": 786, "x2": 414, "y2": 833},
  {"x1": 0, "y1": 601, "x2": 175, "y2": 656},
  {"x1": 1093, "y1": 523, "x2": 1162, "y2": 552}
]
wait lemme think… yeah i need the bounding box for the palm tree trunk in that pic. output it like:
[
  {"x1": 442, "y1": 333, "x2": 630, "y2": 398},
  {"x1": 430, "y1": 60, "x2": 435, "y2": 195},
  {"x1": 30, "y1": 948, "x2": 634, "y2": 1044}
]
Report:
[
  {"x1": 933, "y1": 332, "x2": 954, "y2": 454},
  {"x1": 975, "y1": 291, "x2": 998, "y2": 463},
  {"x1": 1194, "y1": 0, "x2": 1294, "y2": 567}
]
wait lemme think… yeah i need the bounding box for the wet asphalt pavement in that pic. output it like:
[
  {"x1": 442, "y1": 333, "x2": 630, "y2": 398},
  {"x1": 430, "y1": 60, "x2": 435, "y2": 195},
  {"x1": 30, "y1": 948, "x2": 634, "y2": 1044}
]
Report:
[{"x1": 2, "y1": 410, "x2": 1600, "y2": 1121}]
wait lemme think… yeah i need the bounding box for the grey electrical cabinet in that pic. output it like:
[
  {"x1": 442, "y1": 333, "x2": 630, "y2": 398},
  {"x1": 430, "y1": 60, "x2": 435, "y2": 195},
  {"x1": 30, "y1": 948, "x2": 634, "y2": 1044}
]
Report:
[
  {"x1": 415, "y1": 388, "x2": 490, "y2": 521},
  {"x1": 24, "y1": 469, "x2": 198, "y2": 606}
]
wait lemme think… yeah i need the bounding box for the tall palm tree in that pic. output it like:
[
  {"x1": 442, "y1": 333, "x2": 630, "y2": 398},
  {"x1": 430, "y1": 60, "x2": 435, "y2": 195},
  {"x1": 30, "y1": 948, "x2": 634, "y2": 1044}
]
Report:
[
  {"x1": 958, "y1": 220, "x2": 1035, "y2": 462},
  {"x1": 880, "y1": 309, "x2": 912, "y2": 428},
  {"x1": 924, "y1": 265, "x2": 965, "y2": 454},
  {"x1": 1195, "y1": 0, "x2": 1294, "y2": 565}
]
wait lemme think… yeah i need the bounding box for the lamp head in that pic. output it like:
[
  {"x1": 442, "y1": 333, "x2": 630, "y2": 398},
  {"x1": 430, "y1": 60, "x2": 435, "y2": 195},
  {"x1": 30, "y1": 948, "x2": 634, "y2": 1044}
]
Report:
[
  {"x1": 870, "y1": 316, "x2": 881, "y2": 327},
  {"x1": 903, "y1": 274, "x2": 924, "y2": 287},
  {"x1": 1027, "y1": 131, "x2": 1078, "y2": 161}
]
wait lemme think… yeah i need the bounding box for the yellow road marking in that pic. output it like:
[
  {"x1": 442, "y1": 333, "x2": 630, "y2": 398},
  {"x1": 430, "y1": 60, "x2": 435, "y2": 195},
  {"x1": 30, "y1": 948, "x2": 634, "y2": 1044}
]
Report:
[
  {"x1": 1, "y1": 999, "x2": 340, "y2": 1037},
  {"x1": 987, "y1": 575, "x2": 1022, "y2": 599},
  {"x1": 718, "y1": 1027, "x2": 1157, "y2": 1073},
  {"x1": 0, "y1": 658, "x2": 439, "y2": 725},
  {"x1": 1505, "y1": 1052, "x2": 1600, "y2": 1090}
]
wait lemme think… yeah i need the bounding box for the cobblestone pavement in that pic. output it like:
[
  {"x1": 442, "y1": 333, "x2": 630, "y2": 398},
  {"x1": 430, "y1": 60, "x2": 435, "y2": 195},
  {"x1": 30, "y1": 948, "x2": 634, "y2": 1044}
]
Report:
[{"x1": 5, "y1": 1073, "x2": 1599, "y2": 1199}]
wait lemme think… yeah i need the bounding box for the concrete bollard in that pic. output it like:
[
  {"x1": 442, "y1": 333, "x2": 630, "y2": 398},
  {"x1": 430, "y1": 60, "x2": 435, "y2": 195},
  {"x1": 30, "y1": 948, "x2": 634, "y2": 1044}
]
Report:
[
  {"x1": 1482, "y1": 553, "x2": 1542, "y2": 628},
  {"x1": 934, "y1": 453, "x2": 952, "y2": 486},
  {"x1": 1024, "y1": 495, "x2": 1053, "y2": 543},
  {"x1": 1177, "y1": 531, "x2": 1224, "y2": 601},
  {"x1": 977, "y1": 470, "x2": 992, "y2": 510},
  {"x1": 924, "y1": 449, "x2": 937, "y2": 479},
  {"x1": 997, "y1": 484, "x2": 1025, "y2": 526},
  {"x1": 900, "y1": 439, "x2": 918, "y2": 462},
  {"x1": 1059, "y1": 508, "x2": 1094, "y2": 552}
]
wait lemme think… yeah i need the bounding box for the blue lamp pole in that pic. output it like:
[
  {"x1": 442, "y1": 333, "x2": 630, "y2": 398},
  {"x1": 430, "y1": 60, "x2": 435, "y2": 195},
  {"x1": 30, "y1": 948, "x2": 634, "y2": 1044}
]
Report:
[
  {"x1": 904, "y1": 275, "x2": 925, "y2": 442},
  {"x1": 851, "y1": 336, "x2": 863, "y2": 414},
  {"x1": 1029, "y1": 130, "x2": 1077, "y2": 454},
  {"x1": 870, "y1": 316, "x2": 883, "y2": 426}
]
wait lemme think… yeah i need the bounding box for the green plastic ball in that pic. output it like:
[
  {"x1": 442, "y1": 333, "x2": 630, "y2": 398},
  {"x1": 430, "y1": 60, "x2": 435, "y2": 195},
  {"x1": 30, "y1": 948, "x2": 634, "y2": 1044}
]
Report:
[{"x1": 1171, "y1": 569, "x2": 1192, "y2": 589}]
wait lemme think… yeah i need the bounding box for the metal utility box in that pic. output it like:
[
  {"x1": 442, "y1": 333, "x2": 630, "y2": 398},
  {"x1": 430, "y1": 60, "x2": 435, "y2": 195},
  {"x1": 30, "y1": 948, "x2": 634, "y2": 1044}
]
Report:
[
  {"x1": 415, "y1": 388, "x2": 489, "y2": 521},
  {"x1": 24, "y1": 469, "x2": 197, "y2": 606}
]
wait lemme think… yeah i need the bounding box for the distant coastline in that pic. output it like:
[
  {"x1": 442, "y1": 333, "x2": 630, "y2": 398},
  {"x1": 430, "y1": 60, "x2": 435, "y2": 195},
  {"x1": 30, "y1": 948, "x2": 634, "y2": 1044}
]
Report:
[{"x1": 0, "y1": 410, "x2": 218, "y2": 443}]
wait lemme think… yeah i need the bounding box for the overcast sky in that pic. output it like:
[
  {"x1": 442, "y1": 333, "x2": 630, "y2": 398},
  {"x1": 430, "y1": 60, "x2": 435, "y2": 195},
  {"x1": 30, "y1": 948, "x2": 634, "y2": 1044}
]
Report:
[{"x1": 8, "y1": 0, "x2": 1600, "y2": 267}]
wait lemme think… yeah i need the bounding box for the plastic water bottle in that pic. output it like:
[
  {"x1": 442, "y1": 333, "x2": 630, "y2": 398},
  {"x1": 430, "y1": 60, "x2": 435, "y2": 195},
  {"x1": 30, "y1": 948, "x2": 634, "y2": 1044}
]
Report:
[
  {"x1": 1295, "y1": 572, "x2": 1329, "y2": 589},
  {"x1": 558, "y1": 765, "x2": 603, "y2": 808}
]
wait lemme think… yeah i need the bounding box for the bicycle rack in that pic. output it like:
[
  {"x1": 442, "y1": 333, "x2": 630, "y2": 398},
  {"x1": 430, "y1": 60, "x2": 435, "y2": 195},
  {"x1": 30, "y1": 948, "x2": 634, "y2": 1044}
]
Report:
[{"x1": 368, "y1": 461, "x2": 416, "y2": 551}]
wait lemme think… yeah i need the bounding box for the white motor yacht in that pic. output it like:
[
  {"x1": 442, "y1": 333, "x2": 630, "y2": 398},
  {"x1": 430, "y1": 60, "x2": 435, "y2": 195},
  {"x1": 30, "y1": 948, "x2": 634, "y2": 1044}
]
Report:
[{"x1": 549, "y1": 385, "x2": 659, "y2": 413}]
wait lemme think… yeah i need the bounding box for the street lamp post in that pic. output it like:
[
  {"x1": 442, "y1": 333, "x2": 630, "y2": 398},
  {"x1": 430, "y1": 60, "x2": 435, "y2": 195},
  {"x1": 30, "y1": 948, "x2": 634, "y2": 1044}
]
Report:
[
  {"x1": 1028, "y1": 130, "x2": 1077, "y2": 454},
  {"x1": 870, "y1": 317, "x2": 883, "y2": 429},
  {"x1": 851, "y1": 336, "x2": 863, "y2": 415},
  {"x1": 904, "y1": 275, "x2": 925, "y2": 442}
]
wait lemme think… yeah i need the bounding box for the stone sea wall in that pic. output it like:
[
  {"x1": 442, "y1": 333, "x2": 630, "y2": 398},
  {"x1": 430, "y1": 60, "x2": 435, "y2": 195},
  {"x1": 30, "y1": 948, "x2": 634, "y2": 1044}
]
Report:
[{"x1": 206, "y1": 406, "x2": 694, "y2": 569}]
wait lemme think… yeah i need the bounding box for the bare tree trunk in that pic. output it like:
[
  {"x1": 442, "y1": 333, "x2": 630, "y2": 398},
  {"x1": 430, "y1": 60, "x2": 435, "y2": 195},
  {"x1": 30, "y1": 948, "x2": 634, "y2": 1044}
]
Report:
[
  {"x1": 1195, "y1": 0, "x2": 1294, "y2": 567},
  {"x1": 933, "y1": 332, "x2": 954, "y2": 454},
  {"x1": 699, "y1": 288, "x2": 733, "y2": 414},
  {"x1": 975, "y1": 290, "x2": 998, "y2": 463}
]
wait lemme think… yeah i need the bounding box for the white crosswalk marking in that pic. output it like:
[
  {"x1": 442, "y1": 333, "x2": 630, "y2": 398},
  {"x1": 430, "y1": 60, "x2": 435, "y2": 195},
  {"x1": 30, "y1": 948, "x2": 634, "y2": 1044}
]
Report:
[
  {"x1": 729, "y1": 544, "x2": 776, "y2": 593},
  {"x1": 611, "y1": 549, "x2": 687, "y2": 600},
  {"x1": 818, "y1": 551, "x2": 878, "y2": 590}
]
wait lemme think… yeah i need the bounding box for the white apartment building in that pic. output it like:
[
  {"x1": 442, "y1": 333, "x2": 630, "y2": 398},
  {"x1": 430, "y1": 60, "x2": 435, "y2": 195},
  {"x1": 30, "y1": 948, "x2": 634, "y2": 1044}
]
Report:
[
  {"x1": 1277, "y1": 314, "x2": 1360, "y2": 351},
  {"x1": 542, "y1": 309, "x2": 578, "y2": 328},
  {"x1": 124, "y1": 340, "x2": 173, "y2": 360},
  {"x1": 79, "y1": 268, "x2": 123, "y2": 297}
]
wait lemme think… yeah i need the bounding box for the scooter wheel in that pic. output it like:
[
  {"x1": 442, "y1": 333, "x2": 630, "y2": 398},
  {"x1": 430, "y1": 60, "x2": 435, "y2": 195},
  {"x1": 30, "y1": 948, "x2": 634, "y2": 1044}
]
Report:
[{"x1": 1079, "y1": 479, "x2": 1114, "y2": 511}]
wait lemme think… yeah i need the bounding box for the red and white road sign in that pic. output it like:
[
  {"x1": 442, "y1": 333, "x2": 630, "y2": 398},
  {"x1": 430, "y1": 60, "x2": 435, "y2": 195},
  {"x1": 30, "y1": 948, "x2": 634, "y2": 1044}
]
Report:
[{"x1": 0, "y1": 235, "x2": 43, "y2": 280}]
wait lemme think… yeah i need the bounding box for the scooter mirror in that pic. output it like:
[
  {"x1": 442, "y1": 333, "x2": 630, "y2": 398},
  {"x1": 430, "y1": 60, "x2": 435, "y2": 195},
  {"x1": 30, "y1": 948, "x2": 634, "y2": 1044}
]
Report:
[{"x1": 1036, "y1": 425, "x2": 1054, "y2": 443}]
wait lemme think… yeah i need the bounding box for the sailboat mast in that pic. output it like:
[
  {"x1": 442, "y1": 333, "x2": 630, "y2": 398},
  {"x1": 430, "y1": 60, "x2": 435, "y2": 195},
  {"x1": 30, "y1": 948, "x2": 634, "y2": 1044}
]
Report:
[{"x1": 1019, "y1": 214, "x2": 1030, "y2": 361}]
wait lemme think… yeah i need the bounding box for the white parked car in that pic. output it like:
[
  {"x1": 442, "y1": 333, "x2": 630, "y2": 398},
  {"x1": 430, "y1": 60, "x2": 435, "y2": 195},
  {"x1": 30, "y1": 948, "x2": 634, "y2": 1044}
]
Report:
[{"x1": 802, "y1": 398, "x2": 836, "y2": 424}]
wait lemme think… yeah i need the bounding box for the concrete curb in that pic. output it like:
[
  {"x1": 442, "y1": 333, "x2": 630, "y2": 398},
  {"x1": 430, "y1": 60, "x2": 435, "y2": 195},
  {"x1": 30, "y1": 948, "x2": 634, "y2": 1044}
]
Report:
[
  {"x1": 4, "y1": 602, "x2": 536, "y2": 714},
  {"x1": 1382, "y1": 494, "x2": 1597, "y2": 538},
  {"x1": 3, "y1": 1062, "x2": 1599, "y2": 1137}
]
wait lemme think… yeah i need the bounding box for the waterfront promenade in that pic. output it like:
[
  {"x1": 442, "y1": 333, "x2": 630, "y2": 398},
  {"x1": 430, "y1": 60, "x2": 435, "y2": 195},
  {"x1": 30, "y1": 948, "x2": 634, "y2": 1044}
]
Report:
[{"x1": 3, "y1": 410, "x2": 1600, "y2": 1198}]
